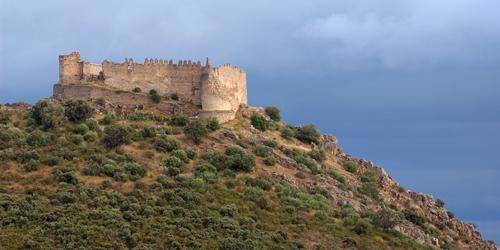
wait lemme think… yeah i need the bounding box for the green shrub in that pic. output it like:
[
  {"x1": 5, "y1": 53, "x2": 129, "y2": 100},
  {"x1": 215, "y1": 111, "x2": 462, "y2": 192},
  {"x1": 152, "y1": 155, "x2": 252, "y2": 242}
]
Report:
[
  {"x1": 262, "y1": 139, "x2": 278, "y2": 148},
  {"x1": 74, "y1": 123, "x2": 89, "y2": 135},
  {"x1": 154, "y1": 136, "x2": 180, "y2": 152},
  {"x1": 85, "y1": 118, "x2": 99, "y2": 130},
  {"x1": 124, "y1": 163, "x2": 146, "y2": 180},
  {"x1": 163, "y1": 156, "x2": 184, "y2": 169},
  {"x1": 359, "y1": 182, "x2": 380, "y2": 201},
  {"x1": 327, "y1": 170, "x2": 346, "y2": 183},
  {"x1": 360, "y1": 170, "x2": 379, "y2": 183},
  {"x1": 194, "y1": 163, "x2": 218, "y2": 183},
  {"x1": 31, "y1": 99, "x2": 65, "y2": 130},
  {"x1": 113, "y1": 172, "x2": 128, "y2": 182},
  {"x1": 100, "y1": 115, "x2": 114, "y2": 125},
  {"x1": 132, "y1": 87, "x2": 141, "y2": 93},
  {"x1": 308, "y1": 149, "x2": 326, "y2": 162},
  {"x1": 63, "y1": 99, "x2": 94, "y2": 122},
  {"x1": 343, "y1": 161, "x2": 358, "y2": 173},
  {"x1": 186, "y1": 148, "x2": 197, "y2": 159},
  {"x1": 373, "y1": 209, "x2": 400, "y2": 230},
  {"x1": 23, "y1": 160, "x2": 40, "y2": 172},
  {"x1": 84, "y1": 131, "x2": 98, "y2": 142},
  {"x1": 219, "y1": 204, "x2": 239, "y2": 217},
  {"x1": 184, "y1": 120, "x2": 208, "y2": 144},
  {"x1": 71, "y1": 134, "x2": 84, "y2": 145},
  {"x1": 281, "y1": 126, "x2": 295, "y2": 140},
  {"x1": 27, "y1": 130, "x2": 47, "y2": 147},
  {"x1": 102, "y1": 124, "x2": 129, "y2": 148},
  {"x1": 149, "y1": 89, "x2": 161, "y2": 103},
  {"x1": 295, "y1": 124, "x2": 321, "y2": 144},
  {"x1": 265, "y1": 106, "x2": 281, "y2": 121},
  {"x1": 141, "y1": 126, "x2": 156, "y2": 138},
  {"x1": 163, "y1": 125, "x2": 173, "y2": 135},
  {"x1": 95, "y1": 97, "x2": 105, "y2": 106},
  {"x1": 203, "y1": 151, "x2": 233, "y2": 171},
  {"x1": 172, "y1": 149, "x2": 189, "y2": 163},
  {"x1": 353, "y1": 219, "x2": 372, "y2": 235},
  {"x1": 251, "y1": 113, "x2": 268, "y2": 131},
  {"x1": 170, "y1": 114, "x2": 189, "y2": 126},
  {"x1": 170, "y1": 92, "x2": 179, "y2": 100},
  {"x1": 295, "y1": 172, "x2": 306, "y2": 179},
  {"x1": 206, "y1": 117, "x2": 220, "y2": 131},
  {"x1": 436, "y1": 199, "x2": 445, "y2": 208},
  {"x1": 264, "y1": 156, "x2": 277, "y2": 166},
  {"x1": 404, "y1": 209, "x2": 426, "y2": 226},
  {"x1": 254, "y1": 146, "x2": 269, "y2": 157}
]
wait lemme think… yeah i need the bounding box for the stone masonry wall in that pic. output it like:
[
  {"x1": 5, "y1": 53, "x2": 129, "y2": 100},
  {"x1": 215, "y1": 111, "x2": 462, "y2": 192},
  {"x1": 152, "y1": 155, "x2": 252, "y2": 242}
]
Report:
[{"x1": 201, "y1": 64, "x2": 247, "y2": 112}]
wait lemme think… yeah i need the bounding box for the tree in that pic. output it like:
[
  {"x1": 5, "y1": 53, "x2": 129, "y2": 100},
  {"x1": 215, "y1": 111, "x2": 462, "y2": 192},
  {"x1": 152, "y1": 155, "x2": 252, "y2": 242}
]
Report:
[
  {"x1": 184, "y1": 120, "x2": 208, "y2": 144},
  {"x1": 102, "y1": 124, "x2": 129, "y2": 148},
  {"x1": 265, "y1": 106, "x2": 281, "y2": 121},
  {"x1": 31, "y1": 99, "x2": 65, "y2": 130},
  {"x1": 295, "y1": 124, "x2": 320, "y2": 144},
  {"x1": 63, "y1": 99, "x2": 94, "y2": 122}
]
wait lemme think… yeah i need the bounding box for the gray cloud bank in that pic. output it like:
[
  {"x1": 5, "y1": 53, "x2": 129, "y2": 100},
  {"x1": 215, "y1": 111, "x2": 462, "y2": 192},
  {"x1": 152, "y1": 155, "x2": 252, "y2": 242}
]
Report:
[{"x1": 1, "y1": 0, "x2": 499, "y2": 243}]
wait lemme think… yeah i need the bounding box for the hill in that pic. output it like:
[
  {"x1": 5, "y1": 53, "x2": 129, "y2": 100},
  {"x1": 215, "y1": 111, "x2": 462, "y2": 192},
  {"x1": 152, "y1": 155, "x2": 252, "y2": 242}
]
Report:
[{"x1": 0, "y1": 97, "x2": 496, "y2": 249}]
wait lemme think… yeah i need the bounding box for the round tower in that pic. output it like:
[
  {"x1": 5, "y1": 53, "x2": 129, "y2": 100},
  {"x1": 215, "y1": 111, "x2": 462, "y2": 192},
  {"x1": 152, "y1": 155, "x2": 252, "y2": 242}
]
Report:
[{"x1": 59, "y1": 52, "x2": 82, "y2": 84}]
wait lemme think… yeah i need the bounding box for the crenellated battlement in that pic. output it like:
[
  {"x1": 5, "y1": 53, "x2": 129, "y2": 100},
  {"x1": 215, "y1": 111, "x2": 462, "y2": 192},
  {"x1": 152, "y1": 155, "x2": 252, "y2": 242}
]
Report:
[{"x1": 55, "y1": 51, "x2": 247, "y2": 122}]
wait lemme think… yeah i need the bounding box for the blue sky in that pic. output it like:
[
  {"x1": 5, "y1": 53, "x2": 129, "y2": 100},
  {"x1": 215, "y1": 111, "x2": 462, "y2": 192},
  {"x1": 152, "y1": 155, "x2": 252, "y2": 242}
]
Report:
[{"x1": 1, "y1": 0, "x2": 499, "y2": 243}]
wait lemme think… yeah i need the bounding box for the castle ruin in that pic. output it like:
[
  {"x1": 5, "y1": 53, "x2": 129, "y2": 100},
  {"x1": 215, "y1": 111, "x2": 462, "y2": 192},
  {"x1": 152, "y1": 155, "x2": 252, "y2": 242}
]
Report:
[{"x1": 53, "y1": 52, "x2": 247, "y2": 122}]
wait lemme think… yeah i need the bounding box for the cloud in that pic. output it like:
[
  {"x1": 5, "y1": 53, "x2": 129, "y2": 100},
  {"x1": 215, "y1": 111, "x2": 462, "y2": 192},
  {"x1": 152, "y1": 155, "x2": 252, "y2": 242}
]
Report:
[{"x1": 296, "y1": 0, "x2": 500, "y2": 69}]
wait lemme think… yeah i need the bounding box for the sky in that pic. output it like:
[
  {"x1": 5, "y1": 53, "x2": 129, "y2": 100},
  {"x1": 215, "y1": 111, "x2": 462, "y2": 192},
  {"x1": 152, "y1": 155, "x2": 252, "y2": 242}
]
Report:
[{"x1": 1, "y1": 0, "x2": 499, "y2": 243}]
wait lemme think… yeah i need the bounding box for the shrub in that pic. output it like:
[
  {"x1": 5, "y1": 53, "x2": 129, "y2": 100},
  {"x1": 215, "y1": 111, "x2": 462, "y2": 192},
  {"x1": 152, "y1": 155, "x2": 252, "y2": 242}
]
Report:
[
  {"x1": 360, "y1": 170, "x2": 379, "y2": 183},
  {"x1": 250, "y1": 113, "x2": 268, "y2": 131},
  {"x1": 74, "y1": 123, "x2": 89, "y2": 135},
  {"x1": 31, "y1": 99, "x2": 65, "y2": 130},
  {"x1": 113, "y1": 172, "x2": 128, "y2": 182},
  {"x1": 265, "y1": 106, "x2": 281, "y2": 121},
  {"x1": 84, "y1": 131, "x2": 98, "y2": 142},
  {"x1": 85, "y1": 118, "x2": 99, "y2": 130},
  {"x1": 206, "y1": 117, "x2": 220, "y2": 131},
  {"x1": 95, "y1": 97, "x2": 105, "y2": 106},
  {"x1": 27, "y1": 130, "x2": 47, "y2": 147},
  {"x1": 63, "y1": 99, "x2": 94, "y2": 122},
  {"x1": 281, "y1": 126, "x2": 295, "y2": 140},
  {"x1": 308, "y1": 149, "x2": 326, "y2": 162},
  {"x1": 171, "y1": 149, "x2": 189, "y2": 163},
  {"x1": 447, "y1": 211, "x2": 454, "y2": 219},
  {"x1": 154, "y1": 136, "x2": 180, "y2": 152},
  {"x1": 100, "y1": 115, "x2": 114, "y2": 125},
  {"x1": 254, "y1": 146, "x2": 269, "y2": 157},
  {"x1": 264, "y1": 156, "x2": 277, "y2": 166},
  {"x1": 186, "y1": 149, "x2": 197, "y2": 159},
  {"x1": 141, "y1": 126, "x2": 156, "y2": 138},
  {"x1": 23, "y1": 160, "x2": 40, "y2": 172},
  {"x1": 184, "y1": 120, "x2": 208, "y2": 144},
  {"x1": 132, "y1": 87, "x2": 141, "y2": 93},
  {"x1": 373, "y1": 209, "x2": 400, "y2": 230},
  {"x1": 194, "y1": 163, "x2": 218, "y2": 184},
  {"x1": 163, "y1": 156, "x2": 184, "y2": 169},
  {"x1": 226, "y1": 150, "x2": 255, "y2": 173},
  {"x1": 102, "y1": 124, "x2": 130, "y2": 148},
  {"x1": 295, "y1": 172, "x2": 306, "y2": 179},
  {"x1": 170, "y1": 92, "x2": 179, "y2": 100},
  {"x1": 358, "y1": 182, "x2": 380, "y2": 201},
  {"x1": 124, "y1": 163, "x2": 146, "y2": 180},
  {"x1": 295, "y1": 124, "x2": 321, "y2": 144},
  {"x1": 353, "y1": 219, "x2": 371, "y2": 235},
  {"x1": 149, "y1": 89, "x2": 161, "y2": 103},
  {"x1": 404, "y1": 209, "x2": 426, "y2": 226},
  {"x1": 71, "y1": 134, "x2": 84, "y2": 145},
  {"x1": 436, "y1": 199, "x2": 445, "y2": 208},
  {"x1": 262, "y1": 139, "x2": 278, "y2": 148},
  {"x1": 170, "y1": 114, "x2": 189, "y2": 126},
  {"x1": 343, "y1": 161, "x2": 358, "y2": 173}
]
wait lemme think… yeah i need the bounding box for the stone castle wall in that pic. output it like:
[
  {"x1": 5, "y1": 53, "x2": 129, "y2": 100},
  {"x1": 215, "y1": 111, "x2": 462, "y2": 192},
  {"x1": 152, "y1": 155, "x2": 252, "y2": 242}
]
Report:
[{"x1": 56, "y1": 52, "x2": 247, "y2": 122}]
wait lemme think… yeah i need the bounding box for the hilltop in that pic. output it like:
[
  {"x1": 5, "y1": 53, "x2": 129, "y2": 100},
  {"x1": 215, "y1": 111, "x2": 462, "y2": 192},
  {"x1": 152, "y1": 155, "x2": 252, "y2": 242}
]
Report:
[{"x1": 0, "y1": 96, "x2": 496, "y2": 249}]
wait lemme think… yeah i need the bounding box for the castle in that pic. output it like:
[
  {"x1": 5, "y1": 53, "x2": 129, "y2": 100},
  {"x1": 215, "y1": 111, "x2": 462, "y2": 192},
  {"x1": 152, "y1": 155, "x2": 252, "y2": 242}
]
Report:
[{"x1": 53, "y1": 52, "x2": 247, "y2": 122}]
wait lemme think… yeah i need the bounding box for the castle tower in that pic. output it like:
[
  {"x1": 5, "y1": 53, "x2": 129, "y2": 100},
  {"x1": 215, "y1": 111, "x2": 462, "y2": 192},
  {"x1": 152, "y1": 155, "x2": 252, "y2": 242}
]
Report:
[{"x1": 59, "y1": 51, "x2": 82, "y2": 84}]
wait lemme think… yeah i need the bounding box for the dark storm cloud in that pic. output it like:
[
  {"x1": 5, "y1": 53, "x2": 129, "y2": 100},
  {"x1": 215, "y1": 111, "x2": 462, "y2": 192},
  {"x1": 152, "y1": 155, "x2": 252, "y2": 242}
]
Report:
[{"x1": 1, "y1": 0, "x2": 499, "y2": 243}]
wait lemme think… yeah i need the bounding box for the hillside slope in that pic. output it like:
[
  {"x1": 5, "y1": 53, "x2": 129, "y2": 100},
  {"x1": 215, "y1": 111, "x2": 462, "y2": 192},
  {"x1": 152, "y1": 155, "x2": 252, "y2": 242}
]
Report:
[{"x1": 0, "y1": 98, "x2": 496, "y2": 249}]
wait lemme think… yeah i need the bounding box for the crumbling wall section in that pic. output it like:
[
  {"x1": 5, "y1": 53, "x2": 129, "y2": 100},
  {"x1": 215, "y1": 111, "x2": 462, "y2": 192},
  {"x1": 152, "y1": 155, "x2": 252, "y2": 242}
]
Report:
[{"x1": 59, "y1": 52, "x2": 82, "y2": 84}]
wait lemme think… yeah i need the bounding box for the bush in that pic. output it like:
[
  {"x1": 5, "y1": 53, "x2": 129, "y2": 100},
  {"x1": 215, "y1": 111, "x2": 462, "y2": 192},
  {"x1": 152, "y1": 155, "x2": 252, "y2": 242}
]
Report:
[
  {"x1": 308, "y1": 149, "x2": 326, "y2": 162},
  {"x1": 154, "y1": 136, "x2": 180, "y2": 152},
  {"x1": 264, "y1": 156, "x2": 277, "y2": 166},
  {"x1": 124, "y1": 163, "x2": 146, "y2": 180},
  {"x1": 281, "y1": 126, "x2": 295, "y2": 140},
  {"x1": 95, "y1": 97, "x2": 105, "y2": 106},
  {"x1": 84, "y1": 131, "x2": 98, "y2": 142},
  {"x1": 358, "y1": 182, "x2": 380, "y2": 201},
  {"x1": 343, "y1": 161, "x2": 358, "y2": 173},
  {"x1": 295, "y1": 124, "x2": 321, "y2": 144},
  {"x1": 74, "y1": 123, "x2": 89, "y2": 135},
  {"x1": 100, "y1": 115, "x2": 114, "y2": 125},
  {"x1": 373, "y1": 209, "x2": 400, "y2": 230},
  {"x1": 254, "y1": 146, "x2": 269, "y2": 157},
  {"x1": 141, "y1": 126, "x2": 156, "y2": 138},
  {"x1": 170, "y1": 92, "x2": 179, "y2": 100},
  {"x1": 353, "y1": 219, "x2": 371, "y2": 235},
  {"x1": 206, "y1": 117, "x2": 220, "y2": 131},
  {"x1": 251, "y1": 113, "x2": 268, "y2": 131},
  {"x1": 163, "y1": 156, "x2": 184, "y2": 169},
  {"x1": 194, "y1": 163, "x2": 218, "y2": 183},
  {"x1": 31, "y1": 99, "x2": 65, "y2": 130},
  {"x1": 149, "y1": 89, "x2": 161, "y2": 103},
  {"x1": 404, "y1": 209, "x2": 426, "y2": 226},
  {"x1": 27, "y1": 130, "x2": 47, "y2": 147},
  {"x1": 170, "y1": 114, "x2": 189, "y2": 126},
  {"x1": 171, "y1": 149, "x2": 189, "y2": 163},
  {"x1": 265, "y1": 106, "x2": 281, "y2": 121},
  {"x1": 225, "y1": 147, "x2": 256, "y2": 172},
  {"x1": 436, "y1": 199, "x2": 445, "y2": 208},
  {"x1": 262, "y1": 139, "x2": 278, "y2": 148},
  {"x1": 23, "y1": 160, "x2": 40, "y2": 172},
  {"x1": 63, "y1": 99, "x2": 94, "y2": 122},
  {"x1": 85, "y1": 118, "x2": 99, "y2": 130},
  {"x1": 184, "y1": 120, "x2": 208, "y2": 144},
  {"x1": 132, "y1": 87, "x2": 141, "y2": 93},
  {"x1": 102, "y1": 124, "x2": 130, "y2": 148}
]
